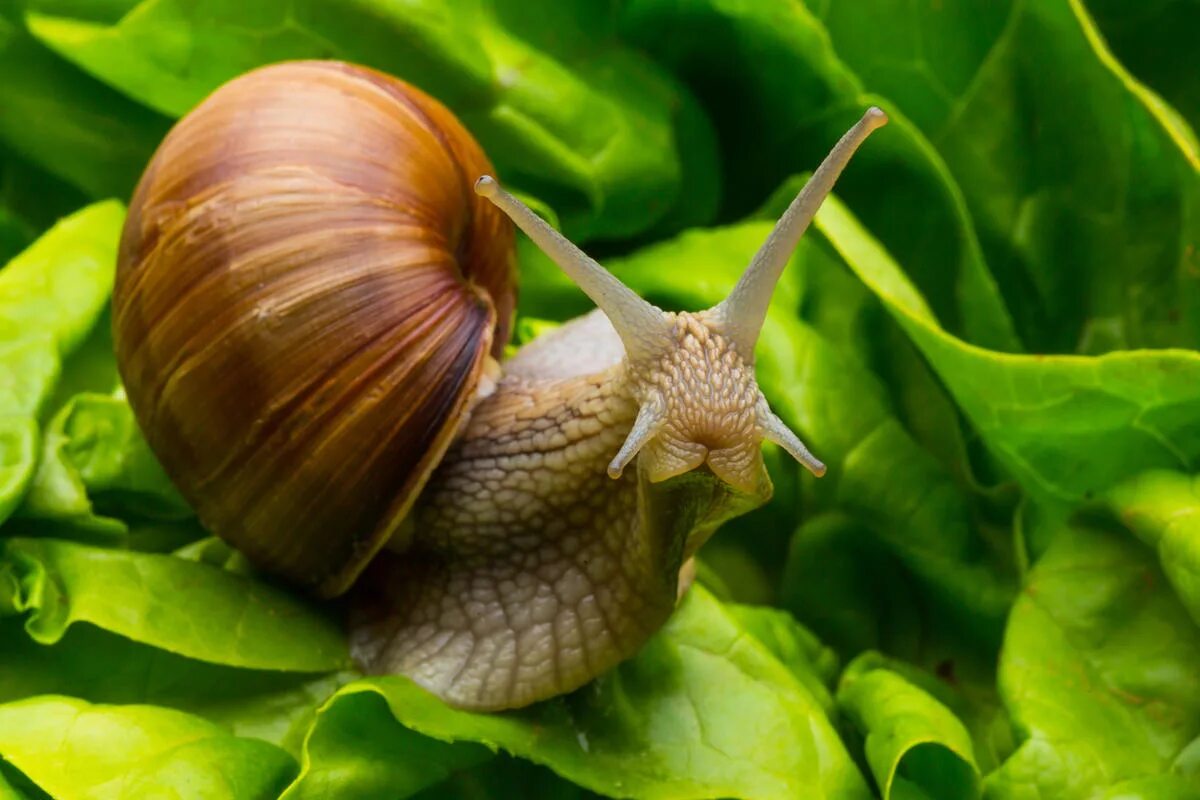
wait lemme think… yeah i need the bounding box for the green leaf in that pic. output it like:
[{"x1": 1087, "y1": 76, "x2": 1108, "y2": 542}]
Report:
[
  {"x1": 24, "y1": 0, "x2": 719, "y2": 241},
  {"x1": 0, "y1": 622, "x2": 346, "y2": 754},
  {"x1": 281, "y1": 690, "x2": 492, "y2": 800},
  {"x1": 0, "y1": 199, "x2": 123, "y2": 365},
  {"x1": 783, "y1": 513, "x2": 923, "y2": 659},
  {"x1": 0, "y1": 695, "x2": 296, "y2": 799},
  {"x1": 619, "y1": 0, "x2": 1021, "y2": 352},
  {"x1": 42, "y1": 307, "x2": 121, "y2": 416},
  {"x1": 410, "y1": 755, "x2": 608, "y2": 800},
  {"x1": 765, "y1": 309, "x2": 1013, "y2": 643},
  {"x1": 0, "y1": 213, "x2": 27, "y2": 269},
  {"x1": 985, "y1": 523, "x2": 1200, "y2": 797},
  {"x1": 1086, "y1": 0, "x2": 1200, "y2": 141},
  {"x1": 1104, "y1": 470, "x2": 1200, "y2": 626},
  {"x1": 816, "y1": 194, "x2": 1200, "y2": 513},
  {"x1": 0, "y1": 761, "x2": 50, "y2": 800},
  {"x1": 838, "y1": 653, "x2": 981, "y2": 800},
  {"x1": 694, "y1": 537, "x2": 776, "y2": 605},
  {"x1": 16, "y1": 392, "x2": 189, "y2": 538},
  {"x1": 0, "y1": 201, "x2": 124, "y2": 525},
  {"x1": 782, "y1": 515, "x2": 1015, "y2": 776},
  {"x1": 15, "y1": 400, "x2": 127, "y2": 543},
  {"x1": 0, "y1": 336, "x2": 57, "y2": 428},
  {"x1": 0, "y1": 17, "x2": 169, "y2": 201},
  {"x1": 0, "y1": 147, "x2": 91, "y2": 250},
  {"x1": 0, "y1": 537, "x2": 349, "y2": 672},
  {"x1": 286, "y1": 587, "x2": 872, "y2": 800},
  {"x1": 0, "y1": 618, "x2": 349, "y2": 755},
  {"x1": 1099, "y1": 775, "x2": 1200, "y2": 800},
  {"x1": 0, "y1": 418, "x2": 36, "y2": 525},
  {"x1": 811, "y1": 0, "x2": 1200, "y2": 352},
  {"x1": 726, "y1": 602, "x2": 840, "y2": 716},
  {"x1": 20, "y1": 0, "x2": 142, "y2": 25}
]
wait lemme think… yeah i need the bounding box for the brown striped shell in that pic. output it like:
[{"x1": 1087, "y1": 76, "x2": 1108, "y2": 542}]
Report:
[{"x1": 113, "y1": 61, "x2": 516, "y2": 597}]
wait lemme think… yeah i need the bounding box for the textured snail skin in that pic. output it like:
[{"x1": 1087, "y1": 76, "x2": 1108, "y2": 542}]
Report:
[
  {"x1": 113, "y1": 61, "x2": 516, "y2": 596},
  {"x1": 351, "y1": 311, "x2": 765, "y2": 710}
]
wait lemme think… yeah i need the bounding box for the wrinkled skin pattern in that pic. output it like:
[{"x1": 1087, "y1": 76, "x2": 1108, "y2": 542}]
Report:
[
  {"x1": 633, "y1": 312, "x2": 771, "y2": 496},
  {"x1": 350, "y1": 313, "x2": 770, "y2": 710}
]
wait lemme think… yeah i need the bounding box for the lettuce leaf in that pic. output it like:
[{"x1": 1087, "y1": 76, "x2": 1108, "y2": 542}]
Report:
[
  {"x1": 21, "y1": 0, "x2": 718, "y2": 241},
  {"x1": 409, "y1": 756, "x2": 607, "y2": 800},
  {"x1": 985, "y1": 522, "x2": 1200, "y2": 797},
  {"x1": 285, "y1": 587, "x2": 872, "y2": 800},
  {"x1": 0, "y1": 617, "x2": 352, "y2": 755},
  {"x1": 0, "y1": 149, "x2": 90, "y2": 266},
  {"x1": 0, "y1": 1, "x2": 1197, "y2": 798},
  {"x1": 0, "y1": 17, "x2": 169, "y2": 202},
  {"x1": 812, "y1": 0, "x2": 1200, "y2": 353},
  {"x1": 0, "y1": 537, "x2": 349, "y2": 672},
  {"x1": 0, "y1": 695, "x2": 297, "y2": 799},
  {"x1": 1104, "y1": 470, "x2": 1200, "y2": 626},
  {"x1": 837, "y1": 653, "x2": 981, "y2": 800},
  {"x1": 0, "y1": 200, "x2": 121, "y2": 372},
  {"x1": 815, "y1": 195, "x2": 1200, "y2": 516},
  {"x1": 1086, "y1": 0, "x2": 1200, "y2": 139},
  {"x1": 15, "y1": 392, "x2": 189, "y2": 541},
  {"x1": 0, "y1": 202, "x2": 123, "y2": 525},
  {"x1": 0, "y1": 419, "x2": 35, "y2": 527}
]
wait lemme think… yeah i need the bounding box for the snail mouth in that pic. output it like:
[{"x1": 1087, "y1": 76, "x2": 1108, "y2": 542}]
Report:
[
  {"x1": 640, "y1": 436, "x2": 769, "y2": 499},
  {"x1": 705, "y1": 444, "x2": 771, "y2": 497}
]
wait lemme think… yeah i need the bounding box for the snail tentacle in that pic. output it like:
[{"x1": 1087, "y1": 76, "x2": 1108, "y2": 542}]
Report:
[
  {"x1": 757, "y1": 400, "x2": 827, "y2": 477},
  {"x1": 607, "y1": 396, "x2": 666, "y2": 479},
  {"x1": 712, "y1": 107, "x2": 888, "y2": 360},
  {"x1": 474, "y1": 176, "x2": 670, "y2": 362}
]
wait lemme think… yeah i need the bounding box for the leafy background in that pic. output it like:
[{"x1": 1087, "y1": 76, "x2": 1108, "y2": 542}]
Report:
[{"x1": 0, "y1": 0, "x2": 1197, "y2": 797}]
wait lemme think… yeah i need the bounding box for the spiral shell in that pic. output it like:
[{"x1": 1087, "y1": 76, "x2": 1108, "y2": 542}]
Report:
[{"x1": 113, "y1": 60, "x2": 516, "y2": 596}]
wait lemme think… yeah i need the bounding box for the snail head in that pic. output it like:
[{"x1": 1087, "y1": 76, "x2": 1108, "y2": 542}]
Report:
[{"x1": 475, "y1": 107, "x2": 888, "y2": 497}]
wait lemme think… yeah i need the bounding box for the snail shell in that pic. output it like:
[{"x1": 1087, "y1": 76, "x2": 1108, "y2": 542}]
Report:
[{"x1": 113, "y1": 61, "x2": 515, "y2": 596}]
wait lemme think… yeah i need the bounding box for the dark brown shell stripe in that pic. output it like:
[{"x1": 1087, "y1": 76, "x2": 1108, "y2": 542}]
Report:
[{"x1": 113, "y1": 61, "x2": 513, "y2": 595}]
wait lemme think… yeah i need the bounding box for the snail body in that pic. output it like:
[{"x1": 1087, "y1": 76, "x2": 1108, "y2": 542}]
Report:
[{"x1": 113, "y1": 60, "x2": 886, "y2": 710}]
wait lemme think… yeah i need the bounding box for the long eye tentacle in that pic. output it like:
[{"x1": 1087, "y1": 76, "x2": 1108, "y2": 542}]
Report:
[
  {"x1": 713, "y1": 107, "x2": 888, "y2": 359},
  {"x1": 475, "y1": 177, "x2": 669, "y2": 361}
]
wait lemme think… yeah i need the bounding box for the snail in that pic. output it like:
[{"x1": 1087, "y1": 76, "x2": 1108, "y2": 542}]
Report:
[{"x1": 112, "y1": 60, "x2": 886, "y2": 710}]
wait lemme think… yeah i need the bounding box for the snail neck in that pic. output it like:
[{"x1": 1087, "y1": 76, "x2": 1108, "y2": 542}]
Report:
[
  {"x1": 355, "y1": 365, "x2": 667, "y2": 710},
  {"x1": 419, "y1": 363, "x2": 641, "y2": 546},
  {"x1": 385, "y1": 360, "x2": 639, "y2": 555}
]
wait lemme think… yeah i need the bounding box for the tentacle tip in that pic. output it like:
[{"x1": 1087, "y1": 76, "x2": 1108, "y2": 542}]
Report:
[
  {"x1": 864, "y1": 106, "x2": 889, "y2": 130},
  {"x1": 474, "y1": 175, "x2": 498, "y2": 197},
  {"x1": 607, "y1": 461, "x2": 625, "y2": 480},
  {"x1": 808, "y1": 460, "x2": 828, "y2": 478}
]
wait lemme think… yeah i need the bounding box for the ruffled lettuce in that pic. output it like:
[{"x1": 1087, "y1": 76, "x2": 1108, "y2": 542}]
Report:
[{"x1": 0, "y1": 0, "x2": 1197, "y2": 797}]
